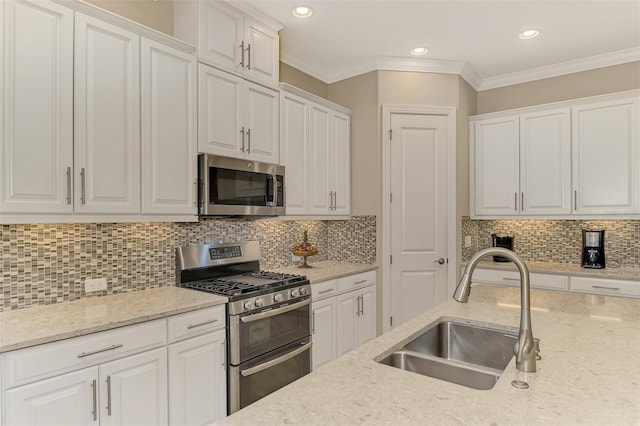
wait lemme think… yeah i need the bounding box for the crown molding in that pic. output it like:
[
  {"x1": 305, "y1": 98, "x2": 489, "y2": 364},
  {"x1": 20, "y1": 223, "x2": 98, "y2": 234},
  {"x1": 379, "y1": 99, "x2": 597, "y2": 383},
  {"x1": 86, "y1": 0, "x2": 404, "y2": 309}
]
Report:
[{"x1": 479, "y1": 47, "x2": 640, "y2": 91}]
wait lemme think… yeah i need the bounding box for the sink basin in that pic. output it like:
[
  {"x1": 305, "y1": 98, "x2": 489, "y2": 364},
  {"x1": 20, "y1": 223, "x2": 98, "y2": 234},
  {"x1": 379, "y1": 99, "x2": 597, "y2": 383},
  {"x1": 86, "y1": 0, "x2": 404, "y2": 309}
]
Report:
[{"x1": 378, "y1": 319, "x2": 517, "y2": 390}]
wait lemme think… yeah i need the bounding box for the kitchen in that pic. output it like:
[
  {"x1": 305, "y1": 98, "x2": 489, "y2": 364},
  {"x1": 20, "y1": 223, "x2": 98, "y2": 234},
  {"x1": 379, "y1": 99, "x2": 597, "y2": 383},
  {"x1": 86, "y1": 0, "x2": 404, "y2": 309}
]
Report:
[{"x1": 0, "y1": 0, "x2": 639, "y2": 425}]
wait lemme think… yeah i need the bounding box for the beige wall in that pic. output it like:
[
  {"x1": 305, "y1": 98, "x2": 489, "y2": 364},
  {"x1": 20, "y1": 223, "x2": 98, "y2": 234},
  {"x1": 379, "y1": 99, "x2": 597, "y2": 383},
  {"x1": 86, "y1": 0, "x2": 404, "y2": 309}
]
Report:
[
  {"x1": 280, "y1": 62, "x2": 329, "y2": 99},
  {"x1": 477, "y1": 61, "x2": 640, "y2": 114},
  {"x1": 84, "y1": 0, "x2": 174, "y2": 35}
]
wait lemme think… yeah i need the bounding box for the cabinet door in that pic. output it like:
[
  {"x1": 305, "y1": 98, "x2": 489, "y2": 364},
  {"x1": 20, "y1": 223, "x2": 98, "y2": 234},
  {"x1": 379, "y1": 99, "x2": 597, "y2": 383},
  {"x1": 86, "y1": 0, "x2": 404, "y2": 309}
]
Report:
[
  {"x1": 5, "y1": 367, "x2": 99, "y2": 426},
  {"x1": 168, "y1": 330, "x2": 226, "y2": 426},
  {"x1": 330, "y1": 112, "x2": 351, "y2": 215},
  {"x1": 572, "y1": 97, "x2": 639, "y2": 214},
  {"x1": 356, "y1": 286, "x2": 377, "y2": 347},
  {"x1": 280, "y1": 92, "x2": 309, "y2": 214},
  {"x1": 198, "y1": 65, "x2": 243, "y2": 157},
  {"x1": 1, "y1": 0, "x2": 73, "y2": 214},
  {"x1": 198, "y1": 0, "x2": 243, "y2": 73},
  {"x1": 335, "y1": 292, "x2": 357, "y2": 357},
  {"x1": 243, "y1": 17, "x2": 279, "y2": 84},
  {"x1": 308, "y1": 104, "x2": 331, "y2": 214},
  {"x1": 311, "y1": 297, "x2": 337, "y2": 369},
  {"x1": 99, "y1": 347, "x2": 168, "y2": 426},
  {"x1": 244, "y1": 81, "x2": 279, "y2": 163},
  {"x1": 520, "y1": 108, "x2": 571, "y2": 215},
  {"x1": 74, "y1": 13, "x2": 141, "y2": 214},
  {"x1": 472, "y1": 116, "x2": 520, "y2": 216},
  {"x1": 141, "y1": 38, "x2": 197, "y2": 215}
]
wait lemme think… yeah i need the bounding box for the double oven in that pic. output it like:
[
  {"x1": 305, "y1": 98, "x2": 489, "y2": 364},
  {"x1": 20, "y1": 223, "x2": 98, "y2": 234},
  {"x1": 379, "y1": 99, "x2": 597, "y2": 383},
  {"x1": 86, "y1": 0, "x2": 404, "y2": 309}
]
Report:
[{"x1": 176, "y1": 241, "x2": 311, "y2": 414}]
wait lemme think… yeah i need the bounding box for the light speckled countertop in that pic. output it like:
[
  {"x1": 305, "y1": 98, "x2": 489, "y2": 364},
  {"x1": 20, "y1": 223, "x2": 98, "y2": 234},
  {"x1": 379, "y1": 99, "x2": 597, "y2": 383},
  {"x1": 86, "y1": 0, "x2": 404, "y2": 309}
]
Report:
[
  {"x1": 0, "y1": 287, "x2": 227, "y2": 353},
  {"x1": 216, "y1": 285, "x2": 640, "y2": 426},
  {"x1": 270, "y1": 260, "x2": 377, "y2": 283},
  {"x1": 467, "y1": 259, "x2": 640, "y2": 281}
]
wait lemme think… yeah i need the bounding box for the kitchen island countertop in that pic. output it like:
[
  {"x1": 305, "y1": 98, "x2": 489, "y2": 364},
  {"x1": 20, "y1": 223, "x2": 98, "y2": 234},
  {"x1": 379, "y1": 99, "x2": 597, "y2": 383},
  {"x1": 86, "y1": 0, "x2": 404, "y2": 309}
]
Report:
[
  {"x1": 0, "y1": 287, "x2": 227, "y2": 353},
  {"x1": 216, "y1": 284, "x2": 640, "y2": 425},
  {"x1": 270, "y1": 260, "x2": 377, "y2": 283}
]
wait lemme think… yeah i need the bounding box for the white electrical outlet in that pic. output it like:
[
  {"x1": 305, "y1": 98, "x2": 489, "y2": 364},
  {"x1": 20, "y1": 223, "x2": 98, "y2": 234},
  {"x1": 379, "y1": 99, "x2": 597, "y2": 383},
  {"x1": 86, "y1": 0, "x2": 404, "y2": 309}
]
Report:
[
  {"x1": 291, "y1": 253, "x2": 301, "y2": 265},
  {"x1": 464, "y1": 236, "x2": 472, "y2": 248},
  {"x1": 85, "y1": 277, "x2": 107, "y2": 292}
]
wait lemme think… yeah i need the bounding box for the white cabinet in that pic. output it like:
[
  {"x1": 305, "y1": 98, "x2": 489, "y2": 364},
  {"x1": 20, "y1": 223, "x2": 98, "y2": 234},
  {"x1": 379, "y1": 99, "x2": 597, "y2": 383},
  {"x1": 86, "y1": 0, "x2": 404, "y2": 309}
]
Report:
[
  {"x1": 198, "y1": 65, "x2": 279, "y2": 163},
  {"x1": 141, "y1": 38, "x2": 197, "y2": 215},
  {"x1": 569, "y1": 276, "x2": 640, "y2": 298},
  {"x1": 0, "y1": 0, "x2": 74, "y2": 214},
  {"x1": 572, "y1": 97, "x2": 640, "y2": 215},
  {"x1": 469, "y1": 267, "x2": 569, "y2": 291},
  {"x1": 310, "y1": 271, "x2": 376, "y2": 367},
  {"x1": 167, "y1": 306, "x2": 227, "y2": 425},
  {"x1": 174, "y1": 0, "x2": 281, "y2": 85},
  {"x1": 280, "y1": 84, "x2": 352, "y2": 216},
  {"x1": 471, "y1": 109, "x2": 571, "y2": 216},
  {"x1": 74, "y1": 13, "x2": 141, "y2": 214}
]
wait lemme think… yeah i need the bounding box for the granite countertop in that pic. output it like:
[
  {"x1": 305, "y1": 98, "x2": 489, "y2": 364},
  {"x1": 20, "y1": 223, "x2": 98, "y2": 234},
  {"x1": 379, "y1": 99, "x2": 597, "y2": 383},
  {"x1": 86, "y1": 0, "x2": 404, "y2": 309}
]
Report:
[
  {"x1": 466, "y1": 259, "x2": 640, "y2": 281},
  {"x1": 0, "y1": 287, "x2": 227, "y2": 353},
  {"x1": 270, "y1": 260, "x2": 377, "y2": 284},
  {"x1": 217, "y1": 285, "x2": 640, "y2": 425}
]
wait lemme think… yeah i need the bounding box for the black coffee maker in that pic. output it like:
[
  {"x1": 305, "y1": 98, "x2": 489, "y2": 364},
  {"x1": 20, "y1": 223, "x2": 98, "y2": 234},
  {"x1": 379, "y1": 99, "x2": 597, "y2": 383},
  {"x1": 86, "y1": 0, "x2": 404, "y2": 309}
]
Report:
[
  {"x1": 582, "y1": 230, "x2": 605, "y2": 269},
  {"x1": 491, "y1": 234, "x2": 514, "y2": 262}
]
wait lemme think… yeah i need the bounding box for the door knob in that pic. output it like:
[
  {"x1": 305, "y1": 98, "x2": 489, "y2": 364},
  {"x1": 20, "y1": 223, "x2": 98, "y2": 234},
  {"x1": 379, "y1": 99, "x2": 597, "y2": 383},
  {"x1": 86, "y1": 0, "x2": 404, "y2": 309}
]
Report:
[{"x1": 434, "y1": 258, "x2": 445, "y2": 265}]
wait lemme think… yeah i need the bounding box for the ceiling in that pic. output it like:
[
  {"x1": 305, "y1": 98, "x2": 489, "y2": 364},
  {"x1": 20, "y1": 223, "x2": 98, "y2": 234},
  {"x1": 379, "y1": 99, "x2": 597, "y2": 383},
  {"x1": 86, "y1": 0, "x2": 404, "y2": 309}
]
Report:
[{"x1": 242, "y1": 0, "x2": 640, "y2": 90}]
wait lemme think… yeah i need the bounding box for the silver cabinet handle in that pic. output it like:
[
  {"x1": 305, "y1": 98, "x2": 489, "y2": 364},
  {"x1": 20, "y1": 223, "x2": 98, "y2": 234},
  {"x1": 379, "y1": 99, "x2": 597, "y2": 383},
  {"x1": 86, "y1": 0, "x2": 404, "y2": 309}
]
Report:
[
  {"x1": 333, "y1": 192, "x2": 337, "y2": 210},
  {"x1": 66, "y1": 167, "x2": 72, "y2": 204},
  {"x1": 247, "y1": 128, "x2": 251, "y2": 154},
  {"x1": 187, "y1": 318, "x2": 219, "y2": 329},
  {"x1": 106, "y1": 375, "x2": 112, "y2": 416},
  {"x1": 221, "y1": 340, "x2": 226, "y2": 369},
  {"x1": 359, "y1": 295, "x2": 364, "y2": 316},
  {"x1": 240, "y1": 127, "x2": 245, "y2": 152},
  {"x1": 574, "y1": 190, "x2": 577, "y2": 211},
  {"x1": 328, "y1": 191, "x2": 333, "y2": 209},
  {"x1": 239, "y1": 41, "x2": 245, "y2": 67},
  {"x1": 241, "y1": 342, "x2": 311, "y2": 377},
  {"x1": 354, "y1": 279, "x2": 367, "y2": 285},
  {"x1": 80, "y1": 168, "x2": 86, "y2": 204},
  {"x1": 592, "y1": 285, "x2": 620, "y2": 291},
  {"x1": 246, "y1": 43, "x2": 251, "y2": 69},
  {"x1": 241, "y1": 299, "x2": 309, "y2": 323},
  {"x1": 318, "y1": 288, "x2": 335, "y2": 295},
  {"x1": 521, "y1": 192, "x2": 524, "y2": 211},
  {"x1": 77, "y1": 344, "x2": 123, "y2": 358},
  {"x1": 193, "y1": 180, "x2": 197, "y2": 207},
  {"x1": 514, "y1": 192, "x2": 518, "y2": 211},
  {"x1": 502, "y1": 277, "x2": 521, "y2": 282},
  {"x1": 91, "y1": 379, "x2": 97, "y2": 421}
]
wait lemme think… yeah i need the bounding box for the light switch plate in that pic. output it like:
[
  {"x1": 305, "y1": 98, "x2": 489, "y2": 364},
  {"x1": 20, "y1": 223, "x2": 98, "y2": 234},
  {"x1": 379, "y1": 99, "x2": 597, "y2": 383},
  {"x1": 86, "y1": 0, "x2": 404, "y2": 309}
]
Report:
[
  {"x1": 464, "y1": 236, "x2": 472, "y2": 248},
  {"x1": 85, "y1": 277, "x2": 107, "y2": 292}
]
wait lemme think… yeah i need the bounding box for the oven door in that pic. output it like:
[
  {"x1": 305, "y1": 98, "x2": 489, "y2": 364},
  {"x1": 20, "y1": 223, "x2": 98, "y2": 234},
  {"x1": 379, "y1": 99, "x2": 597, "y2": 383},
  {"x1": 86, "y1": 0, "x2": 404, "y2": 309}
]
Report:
[
  {"x1": 229, "y1": 297, "x2": 310, "y2": 365},
  {"x1": 229, "y1": 337, "x2": 311, "y2": 414}
]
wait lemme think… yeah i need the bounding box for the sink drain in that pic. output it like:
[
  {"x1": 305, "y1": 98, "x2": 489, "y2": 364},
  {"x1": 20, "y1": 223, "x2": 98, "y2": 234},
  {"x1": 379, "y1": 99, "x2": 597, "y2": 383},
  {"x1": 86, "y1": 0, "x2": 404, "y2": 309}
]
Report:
[{"x1": 511, "y1": 380, "x2": 529, "y2": 389}]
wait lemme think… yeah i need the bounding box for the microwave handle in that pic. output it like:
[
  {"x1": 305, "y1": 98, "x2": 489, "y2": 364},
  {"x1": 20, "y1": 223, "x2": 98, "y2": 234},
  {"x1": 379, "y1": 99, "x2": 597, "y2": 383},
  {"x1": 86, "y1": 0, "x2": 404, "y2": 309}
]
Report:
[{"x1": 240, "y1": 342, "x2": 311, "y2": 377}]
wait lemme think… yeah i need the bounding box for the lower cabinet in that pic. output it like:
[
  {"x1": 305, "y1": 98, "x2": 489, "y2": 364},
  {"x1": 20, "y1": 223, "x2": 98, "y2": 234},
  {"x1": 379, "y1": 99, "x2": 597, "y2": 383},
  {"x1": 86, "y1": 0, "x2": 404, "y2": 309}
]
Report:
[{"x1": 310, "y1": 271, "x2": 377, "y2": 370}]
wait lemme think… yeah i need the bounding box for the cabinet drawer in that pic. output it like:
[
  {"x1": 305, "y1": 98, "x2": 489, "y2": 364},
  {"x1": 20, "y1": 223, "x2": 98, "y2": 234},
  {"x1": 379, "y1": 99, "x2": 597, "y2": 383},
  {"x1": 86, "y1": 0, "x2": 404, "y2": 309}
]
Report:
[
  {"x1": 570, "y1": 277, "x2": 640, "y2": 298},
  {"x1": 337, "y1": 271, "x2": 376, "y2": 294},
  {"x1": 469, "y1": 268, "x2": 568, "y2": 291},
  {"x1": 531, "y1": 273, "x2": 568, "y2": 291},
  {"x1": 311, "y1": 280, "x2": 337, "y2": 301},
  {"x1": 3, "y1": 319, "x2": 167, "y2": 389},
  {"x1": 167, "y1": 305, "x2": 226, "y2": 344}
]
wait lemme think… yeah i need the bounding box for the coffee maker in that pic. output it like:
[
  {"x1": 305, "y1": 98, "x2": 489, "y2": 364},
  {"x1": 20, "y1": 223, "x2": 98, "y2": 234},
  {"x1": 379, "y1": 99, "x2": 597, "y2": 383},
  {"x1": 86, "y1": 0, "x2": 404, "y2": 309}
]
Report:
[
  {"x1": 582, "y1": 230, "x2": 605, "y2": 269},
  {"x1": 491, "y1": 234, "x2": 514, "y2": 262}
]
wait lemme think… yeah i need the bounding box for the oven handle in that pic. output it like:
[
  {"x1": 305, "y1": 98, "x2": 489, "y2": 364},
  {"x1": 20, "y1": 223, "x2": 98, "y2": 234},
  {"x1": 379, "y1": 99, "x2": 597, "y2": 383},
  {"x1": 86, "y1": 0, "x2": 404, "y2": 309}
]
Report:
[
  {"x1": 240, "y1": 342, "x2": 312, "y2": 377},
  {"x1": 239, "y1": 298, "x2": 309, "y2": 324}
]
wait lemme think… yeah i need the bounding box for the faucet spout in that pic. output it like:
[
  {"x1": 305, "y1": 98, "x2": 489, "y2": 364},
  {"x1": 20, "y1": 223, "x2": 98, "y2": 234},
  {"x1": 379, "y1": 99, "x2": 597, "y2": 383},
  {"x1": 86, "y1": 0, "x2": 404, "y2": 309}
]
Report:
[{"x1": 453, "y1": 247, "x2": 537, "y2": 373}]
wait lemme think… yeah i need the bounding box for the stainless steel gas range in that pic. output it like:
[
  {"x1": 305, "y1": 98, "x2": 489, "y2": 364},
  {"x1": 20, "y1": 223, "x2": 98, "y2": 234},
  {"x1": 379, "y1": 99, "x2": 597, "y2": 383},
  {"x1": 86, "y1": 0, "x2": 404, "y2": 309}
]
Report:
[{"x1": 175, "y1": 241, "x2": 311, "y2": 414}]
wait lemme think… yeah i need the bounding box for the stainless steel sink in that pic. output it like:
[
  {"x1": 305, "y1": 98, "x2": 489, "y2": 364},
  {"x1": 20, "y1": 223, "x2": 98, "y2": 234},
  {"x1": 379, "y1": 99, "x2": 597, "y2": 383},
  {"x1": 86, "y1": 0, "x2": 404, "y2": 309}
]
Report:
[{"x1": 378, "y1": 319, "x2": 517, "y2": 390}]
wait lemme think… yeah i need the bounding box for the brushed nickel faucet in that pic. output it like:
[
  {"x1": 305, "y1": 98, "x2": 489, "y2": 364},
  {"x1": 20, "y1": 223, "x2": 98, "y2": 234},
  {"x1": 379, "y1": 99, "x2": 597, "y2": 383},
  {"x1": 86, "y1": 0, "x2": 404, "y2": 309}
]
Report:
[{"x1": 453, "y1": 247, "x2": 537, "y2": 373}]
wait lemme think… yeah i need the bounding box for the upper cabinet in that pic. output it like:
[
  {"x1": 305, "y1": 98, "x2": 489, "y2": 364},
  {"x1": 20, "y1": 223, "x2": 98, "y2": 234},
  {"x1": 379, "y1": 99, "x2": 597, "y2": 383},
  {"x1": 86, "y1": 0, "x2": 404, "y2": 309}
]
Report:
[
  {"x1": 0, "y1": 0, "x2": 198, "y2": 223},
  {"x1": 198, "y1": 64, "x2": 279, "y2": 163},
  {"x1": 281, "y1": 84, "x2": 351, "y2": 216},
  {"x1": 174, "y1": 0, "x2": 282, "y2": 86},
  {"x1": 470, "y1": 91, "x2": 639, "y2": 219}
]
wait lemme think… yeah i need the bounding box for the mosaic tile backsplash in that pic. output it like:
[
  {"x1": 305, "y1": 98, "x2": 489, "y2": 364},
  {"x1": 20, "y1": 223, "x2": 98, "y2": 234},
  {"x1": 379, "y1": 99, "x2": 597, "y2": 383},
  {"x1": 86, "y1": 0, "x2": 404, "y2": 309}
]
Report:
[
  {"x1": 462, "y1": 217, "x2": 640, "y2": 267},
  {"x1": 0, "y1": 216, "x2": 376, "y2": 311}
]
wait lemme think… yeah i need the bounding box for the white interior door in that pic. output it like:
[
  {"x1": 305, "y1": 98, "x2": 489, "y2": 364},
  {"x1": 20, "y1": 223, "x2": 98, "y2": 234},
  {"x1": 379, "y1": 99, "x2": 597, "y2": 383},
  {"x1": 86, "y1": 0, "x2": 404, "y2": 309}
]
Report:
[{"x1": 390, "y1": 113, "x2": 448, "y2": 327}]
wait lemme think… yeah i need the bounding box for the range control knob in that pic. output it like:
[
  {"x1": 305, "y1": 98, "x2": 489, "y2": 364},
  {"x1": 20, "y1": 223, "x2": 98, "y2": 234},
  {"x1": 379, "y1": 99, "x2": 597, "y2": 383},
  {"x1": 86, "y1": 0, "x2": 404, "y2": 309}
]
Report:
[
  {"x1": 299, "y1": 287, "x2": 308, "y2": 296},
  {"x1": 254, "y1": 298, "x2": 265, "y2": 308},
  {"x1": 273, "y1": 293, "x2": 284, "y2": 302},
  {"x1": 243, "y1": 300, "x2": 254, "y2": 310},
  {"x1": 290, "y1": 288, "x2": 300, "y2": 298}
]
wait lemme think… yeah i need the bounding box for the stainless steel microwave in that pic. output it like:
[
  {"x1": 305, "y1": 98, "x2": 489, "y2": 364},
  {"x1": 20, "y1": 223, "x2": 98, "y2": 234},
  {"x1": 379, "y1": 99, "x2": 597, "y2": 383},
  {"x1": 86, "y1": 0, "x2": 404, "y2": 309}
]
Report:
[{"x1": 198, "y1": 154, "x2": 285, "y2": 216}]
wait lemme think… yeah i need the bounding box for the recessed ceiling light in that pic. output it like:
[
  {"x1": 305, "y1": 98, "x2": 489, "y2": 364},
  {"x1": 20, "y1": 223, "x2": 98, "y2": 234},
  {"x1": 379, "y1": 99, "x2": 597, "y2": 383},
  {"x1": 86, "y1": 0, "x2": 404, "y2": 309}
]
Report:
[
  {"x1": 410, "y1": 47, "x2": 428, "y2": 56},
  {"x1": 292, "y1": 6, "x2": 313, "y2": 18},
  {"x1": 518, "y1": 29, "x2": 540, "y2": 40}
]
